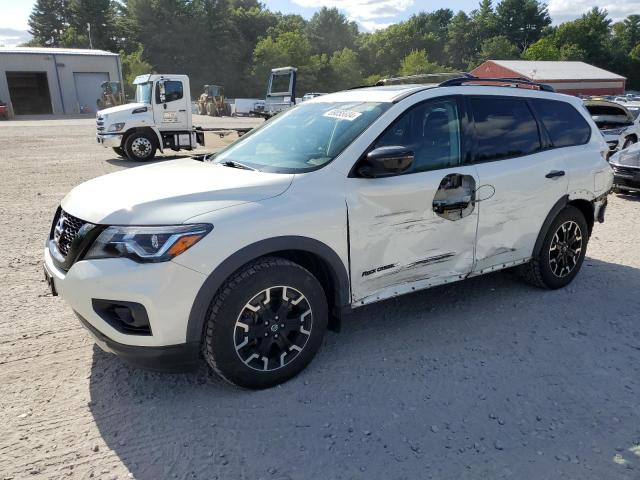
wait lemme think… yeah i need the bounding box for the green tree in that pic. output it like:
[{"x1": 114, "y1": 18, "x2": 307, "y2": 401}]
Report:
[
  {"x1": 28, "y1": 0, "x2": 69, "y2": 46},
  {"x1": 305, "y1": 7, "x2": 358, "y2": 56},
  {"x1": 446, "y1": 11, "x2": 476, "y2": 69},
  {"x1": 496, "y1": 0, "x2": 551, "y2": 51},
  {"x1": 328, "y1": 48, "x2": 363, "y2": 90},
  {"x1": 479, "y1": 35, "x2": 520, "y2": 61},
  {"x1": 67, "y1": 0, "x2": 117, "y2": 50},
  {"x1": 398, "y1": 49, "x2": 453, "y2": 76},
  {"x1": 120, "y1": 45, "x2": 153, "y2": 97},
  {"x1": 522, "y1": 37, "x2": 560, "y2": 60}
]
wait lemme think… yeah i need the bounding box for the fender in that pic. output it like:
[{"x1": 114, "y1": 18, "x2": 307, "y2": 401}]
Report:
[
  {"x1": 532, "y1": 194, "x2": 568, "y2": 256},
  {"x1": 185, "y1": 236, "x2": 350, "y2": 343}
]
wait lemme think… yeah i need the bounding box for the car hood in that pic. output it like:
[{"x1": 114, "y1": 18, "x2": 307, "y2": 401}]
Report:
[
  {"x1": 610, "y1": 142, "x2": 640, "y2": 167},
  {"x1": 97, "y1": 102, "x2": 148, "y2": 118},
  {"x1": 61, "y1": 159, "x2": 294, "y2": 224}
]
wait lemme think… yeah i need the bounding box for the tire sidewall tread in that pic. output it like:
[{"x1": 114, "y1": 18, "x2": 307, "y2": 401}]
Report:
[{"x1": 203, "y1": 257, "x2": 328, "y2": 389}]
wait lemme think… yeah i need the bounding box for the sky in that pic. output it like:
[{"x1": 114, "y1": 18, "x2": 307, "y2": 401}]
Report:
[{"x1": 0, "y1": 0, "x2": 638, "y2": 47}]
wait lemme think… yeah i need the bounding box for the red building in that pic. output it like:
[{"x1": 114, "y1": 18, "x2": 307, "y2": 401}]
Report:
[{"x1": 471, "y1": 60, "x2": 626, "y2": 96}]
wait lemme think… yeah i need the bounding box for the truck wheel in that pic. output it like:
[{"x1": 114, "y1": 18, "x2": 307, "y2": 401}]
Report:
[
  {"x1": 112, "y1": 147, "x2": 125, "y2": 158},
  {"x1": 124, "y1": 132, "x2": 157, "y2": 162},
  {"x1": 519, "y1": 206, "x2": 588, "y2": 289},
  {"x1": 203, "y1": 257, "x2": 328, "y2": 389}
]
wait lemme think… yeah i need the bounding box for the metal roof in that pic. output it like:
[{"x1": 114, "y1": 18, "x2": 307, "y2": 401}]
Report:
[
  {"x1": 0, "y1": 47, "x2": 118, "y2": 57},
  {"x1": 489, "y1": 60, "x2": 625, "y2": 81}
]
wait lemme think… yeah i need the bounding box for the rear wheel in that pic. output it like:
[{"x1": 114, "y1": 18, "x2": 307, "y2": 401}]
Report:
[
  {"x1": 112, "y1": 147, "x2": 125, "y2": 158},
  {"x1": 124, "y1": 132, "x2": 157, "y2": 162},
  {"x1": 202, "y1": 257, "x2": 328, "y2": 389},
  {"x1": 519, "y1": 206, "x2": 589, "y2": 289}
]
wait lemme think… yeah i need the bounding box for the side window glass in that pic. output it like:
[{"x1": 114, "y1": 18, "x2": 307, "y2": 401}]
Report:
[
  {"x1": 470, "y1": 97, "x2": 541, "y2": 162},
  {"x1": 155, "y1": 81, "x2": 184, "y2": 103},
  {"x1": 374, "y1": 99, "x2": 461, "y2": 173},
  {"x1": 532, "y1": 99, "x2": 591, "y2": 147}
]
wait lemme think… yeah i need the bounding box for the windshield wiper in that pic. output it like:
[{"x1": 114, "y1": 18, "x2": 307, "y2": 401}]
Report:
[{"x1": 220, "y1": 160, "x2": 256, "y2": 171}]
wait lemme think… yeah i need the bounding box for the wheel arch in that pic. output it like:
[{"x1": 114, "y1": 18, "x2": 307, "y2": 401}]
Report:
[
  {"x1": 186, "y1": 236, "x2": 350, "y2": 343},
  {"x1": 123, "y1": 126, "x2": 163, "y2": 152},
  {"x1": 532, "y1": 194, "x2": 595, "y2": 257}
]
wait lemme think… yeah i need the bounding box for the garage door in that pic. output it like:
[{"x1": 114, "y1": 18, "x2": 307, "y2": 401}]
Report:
[
  {"x1": 74, "y1": 72, "x2": 109, "y2": 114},
  {"x1": 6, "y1": 72, "x2": 53, "y2": 115}
]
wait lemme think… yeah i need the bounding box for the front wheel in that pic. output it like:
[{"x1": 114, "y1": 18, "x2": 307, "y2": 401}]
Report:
[
  {"x1": 124, "y1": 132, "x2": 157, "y2": 162},
  {"x1": 203, "y1": 257, "x2": 328, "y2": 389},
  {"x1": 519, "y1": 206, "x2": 589, "y2": 289},
  {"x1": 112, "y1": 146, "x2": 125, "y2": 158}
]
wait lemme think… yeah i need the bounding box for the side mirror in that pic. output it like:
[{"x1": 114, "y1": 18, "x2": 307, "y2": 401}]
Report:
[
  {"x1": 358, "y1": 146, "x2": 414, "y2": 178},
  {"x1": 157, "y1": 80, "x2": 167, "y2": 104}
]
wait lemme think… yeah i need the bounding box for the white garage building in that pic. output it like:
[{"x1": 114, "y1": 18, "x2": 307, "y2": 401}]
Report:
[{"x1": 0, "y1": 47, "x2": 123, "y2": 118}]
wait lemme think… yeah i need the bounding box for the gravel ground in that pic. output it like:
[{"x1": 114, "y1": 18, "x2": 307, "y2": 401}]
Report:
[{"x1": 0, "y1": 116, "x2": 639, "y2": 480}]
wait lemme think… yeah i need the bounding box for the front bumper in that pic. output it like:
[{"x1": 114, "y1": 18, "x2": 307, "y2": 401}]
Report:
[
  {"x1": 76, "y1": 313, "x2": 199, "y2": 372},
  {"x1": 611, "y1": 164, "x2": 640, "y2": 192},
  {"x1": 44, "y1": 247, "x2": 207, "y2": 369},
  {"x1": 96, "y1": 134, "x2": 123, "y2": 148}
]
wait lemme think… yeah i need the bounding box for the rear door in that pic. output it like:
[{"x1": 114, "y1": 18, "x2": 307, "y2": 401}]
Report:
[
  {"x1": 468, "y1": 95, "x2": 569, "y2": 272},
  {"x1": 155, "y1": 79, "x2": 189, "y2": 131},
  {"x1": 347, "y1": 96, "x2": 480, "y2": 305}
]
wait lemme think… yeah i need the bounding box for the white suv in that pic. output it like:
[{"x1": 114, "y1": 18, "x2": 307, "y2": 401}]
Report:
[{"x1": 44, "y1": 78, "x2": 612, "y2": 388}]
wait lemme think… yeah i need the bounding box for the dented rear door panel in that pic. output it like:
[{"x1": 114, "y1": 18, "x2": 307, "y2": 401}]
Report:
[
  {"x1": 473, "y1": 149, "x2": 568, "y2": 271},
  {"x1": 347, "y1": 166, "x2": 479, "y2": 305}
]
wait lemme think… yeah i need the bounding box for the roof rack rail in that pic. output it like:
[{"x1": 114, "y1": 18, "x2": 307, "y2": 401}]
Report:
[
  {"x1": 375, "y1": 72, "x2": 469, "y2": 86},
  {"x1": 439, "y1": 75, "x2": 555, "y2": 92}
]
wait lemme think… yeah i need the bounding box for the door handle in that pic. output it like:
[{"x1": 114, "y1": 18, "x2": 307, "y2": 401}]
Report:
[
  {"x1": 179, "y1": 109, "x2": 186, "y2": 112},
  {"x1": 545, "y1": 170, "x2": 565, "y2": 179}
]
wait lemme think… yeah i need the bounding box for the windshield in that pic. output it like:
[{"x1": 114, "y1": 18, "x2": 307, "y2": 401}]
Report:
[
  {"x1": 586, "y1": 104, "x2": 632, "y2": 127},
  {"x1": 213, "y1": 101, "x2": 391, "y2": 173},
  {"x1": 135, "y1": 82, "x2": 153, "y2": 104}
]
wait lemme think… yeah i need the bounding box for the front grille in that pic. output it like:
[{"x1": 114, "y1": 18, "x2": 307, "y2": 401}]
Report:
[
  {"x1": 53, "y1": 209, "x2": 87, "y2": 257},
  {"x1": 612, "y1": 165, "x2": 640, "y2": 177},
  {"x1": 96, "y1": 116, "x2": 104, "y2": 134}
]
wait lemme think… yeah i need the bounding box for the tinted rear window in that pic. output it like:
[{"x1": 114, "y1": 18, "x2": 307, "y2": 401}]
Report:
[
  {"x1": 533, "y1": 99, "x2": 591, "y2": 147},
  {"x1": 470, "y1": 97, "x2": 541, "y2": 162}
]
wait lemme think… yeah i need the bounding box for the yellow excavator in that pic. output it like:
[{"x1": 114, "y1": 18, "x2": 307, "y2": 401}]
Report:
[
  {"x1": 97, "y1": 81, "x2": 126, "y2": 109},
  {"x1": 197, "y1": 84, "x2": 229, "y2": 116}
]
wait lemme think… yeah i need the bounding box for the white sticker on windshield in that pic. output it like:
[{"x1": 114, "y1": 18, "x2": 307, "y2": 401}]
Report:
[{"x1": 323, "y1": 109, "x2": 362, "y2": 121}]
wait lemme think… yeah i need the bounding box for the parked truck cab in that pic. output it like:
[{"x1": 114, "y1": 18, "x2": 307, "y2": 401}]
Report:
[{"x1": 96, "y1": 74, "x2": 205, "y2": 161}]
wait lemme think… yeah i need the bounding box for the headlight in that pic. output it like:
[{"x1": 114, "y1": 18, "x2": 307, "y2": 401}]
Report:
[
  {"x1": 84, "y1": 224, "x2": 212, "y2": 263},
  {"x1": 108, "y1": 122, "x2": 125, "y2": 132}
]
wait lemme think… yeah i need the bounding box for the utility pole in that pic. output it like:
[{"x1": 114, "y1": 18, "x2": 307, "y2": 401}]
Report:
[{"x1": 87, "y1": 23, "x2": 93, "y2": 49}]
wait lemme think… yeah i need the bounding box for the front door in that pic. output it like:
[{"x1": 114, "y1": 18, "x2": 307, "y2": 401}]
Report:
[
  {"x1": 154, "y1": 79, "x2": 189, "y2": 131},
  {"x1": 347, "y1": 97, "x2": 480, "y2": 305}
]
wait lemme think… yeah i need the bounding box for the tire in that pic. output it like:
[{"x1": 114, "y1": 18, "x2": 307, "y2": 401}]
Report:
[
  {"x1": 124, "y1": 132, "x2": 157, "y2": 162},
  {"x1": 202, "y1": 257, "x2": 328, "y2": 389},
  {"x1": 519, "y1": 206, "x2": 589, "y2": 289},
  {"x1": 112, "y1": 147, "x2": 125, "y2": 158},
  {"x1": 622, "y1": 137, "x2": 636, "y2": 150}
]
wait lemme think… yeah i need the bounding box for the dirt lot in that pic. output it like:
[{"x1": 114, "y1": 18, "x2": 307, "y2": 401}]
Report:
[{"x1": 1, "y1": 116, "x2": 639, "y2": 480}]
